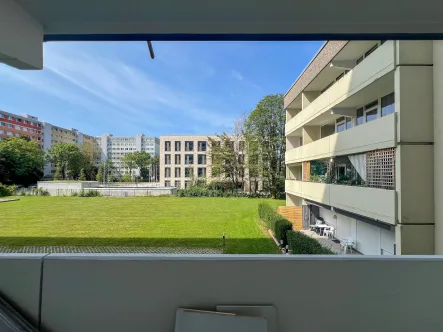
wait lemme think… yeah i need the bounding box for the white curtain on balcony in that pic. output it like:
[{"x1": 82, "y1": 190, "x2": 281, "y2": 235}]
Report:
[{"x1": 348, "y1": 154, "x2": 366, "y2": 181}]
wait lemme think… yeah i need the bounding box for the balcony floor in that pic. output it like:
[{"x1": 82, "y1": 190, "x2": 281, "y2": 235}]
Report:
[{"x1": 299, "y1": 230, "x2": 361, "y2": 255}]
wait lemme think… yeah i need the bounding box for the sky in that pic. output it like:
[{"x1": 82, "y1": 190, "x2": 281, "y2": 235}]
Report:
[{"x1": 0, "y1": 41, "x2": 323, "y2": 137}]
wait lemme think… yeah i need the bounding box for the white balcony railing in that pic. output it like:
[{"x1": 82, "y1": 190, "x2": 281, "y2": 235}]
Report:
[
  {"x1": 285, "y1": 179, "x2": 396, "y2": 225},
  {"x1": 285, "y1": 40, "x2": 395, "y2": 136},
  {"x1": 286, "y1": 113, "x2": 396, "y2": 164}
]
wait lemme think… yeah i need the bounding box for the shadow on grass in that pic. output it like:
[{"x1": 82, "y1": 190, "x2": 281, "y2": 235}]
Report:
[{"x1": 0, "y1": 237, "x2": 280, "y2": 254}]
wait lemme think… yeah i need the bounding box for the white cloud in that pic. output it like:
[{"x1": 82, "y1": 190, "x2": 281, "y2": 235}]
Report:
[{"x1": 231, "y1": 70, "x2": 244, "y2": 81}]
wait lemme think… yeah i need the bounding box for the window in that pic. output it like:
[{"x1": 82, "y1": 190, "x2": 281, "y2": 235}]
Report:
[
  {"x1": 356, "y1": 55, "x2": 364, "y2": 65},
  {"x1": 7, "y1": 132, "x2": 12, "y2": 136},
  {"x1": 185, "y1": 168, "x2": 194, "y2": 178},
  {"x1": 0, "y1": 122, "x2": 4, "y2": 126},
  {"x1": 238, "y1": 155, "x2": 245, "y2": 164},
  {"x1": 17, "y1": 118, "x2": 22, "y2": 123},
  {"x1": 24, "y1": 120, "x2": 28, "y2": 124},
  {"x1": 8, "y1": 124, "x2": 12, "y2": 128},
  {"x1": 198, "y1": 141, "x2": 207, "y2": 151},
  {"x1": 185, "y1": 141, "x2": 194, "y2": 151},
  {"x1": 175, "y1": 167, "x2": 181, "y2": 177},
  {"x1": 165, "y1": 167, "x2": 171, "y2": 178},
  {"x1": 15, "y1": 134, "x2": 20, "y2": 137},
  {"x1": 165, "y1": 154, "x2": 171, "y2": 165},
  {"x1": 22, "y1": 127, "x2": 27, "y2": 132},
  {"x1": 185, "y1": 181, "x2": 191, "y2": 189},
  {"x1": 239, "y1": 141, "x2": 245, "y2": 151},
  {"x1": 8, "y1": 116, "x2": 13, "y2": 120},
  {"x1": 356, "y1": 108, "x2": 364, "y2": 125},
  {"x1": 0, "y1": 114, "x2": 3, "y2": 118},
  {"x1": 346, "y1": 117, "x2": 353, "y2": 130},
  {"x1": 381, "y1": 92, "x2": 395, "y2": 117},
  {"x1": 198, "y1": 167, "x2": 206, "y2": 178},
  {"x1": 175, "y1": 154, "x2": 181, "y2": 164},
  {"x1": 0, "y1": 130, "x2": 4, "y2": 134},
  {"x1": 198, "y1": 154, "x2": 206, "y2": 165},
  {"x1": 365, "y1": 100, "x2": 379, "y2": 123},
  {"x1": 185, "y1": 154, "x2": 194, "y2": 165},
  {"x1": 175, "y1": 181, "x2": 181, "y2": 189},
  {"x1": 175, "y1": 141, "x2": 181, "y2": 151},
  {"x1": 165, "y1": 141, "x2": 171, "y2": 152},
  {"x1": 165, "y1": 180, "x2": 171, "y2": 187},
  {"x1": 336, "y1": 117, "x2": 346, "y2": 133},
  {"x1": 30, "y1": 122, "x2": 34, "y2": 126}
]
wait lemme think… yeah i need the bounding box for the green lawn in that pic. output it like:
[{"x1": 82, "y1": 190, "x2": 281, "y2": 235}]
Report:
[{"x1": 0, "y1": 197, "x2": 284, "y2": 254}]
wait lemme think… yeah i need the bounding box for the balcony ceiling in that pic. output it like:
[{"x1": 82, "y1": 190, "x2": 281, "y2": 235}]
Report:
[
  {"x1": 13, "y1": 0, "x2": 443, "y2": 40},
  {"x1": 304, "y1": 41, "x2": 380, "y2": 92}
]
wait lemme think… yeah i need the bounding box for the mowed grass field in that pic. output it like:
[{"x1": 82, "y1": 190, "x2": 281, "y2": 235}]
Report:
[{"x1": 0, "y1": 197, "x2": 284, "y2": 254}]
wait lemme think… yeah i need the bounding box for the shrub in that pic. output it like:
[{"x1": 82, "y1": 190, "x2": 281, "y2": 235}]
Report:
[
  {"x1": 0, "y1": 184, "x2": 17, "y2": 197},
  {"x1": 72, "y1": 190, "x2": 102, "y2": 197},
  {"x1": 287, "y1": 231, "x2": 335, "y2": 255},
  {"x1": 274, "y1": 217, "x2": 293, "y2": 246},
  {"x1": 258, "y1": 202, "x2": 293, "y2": 245}
]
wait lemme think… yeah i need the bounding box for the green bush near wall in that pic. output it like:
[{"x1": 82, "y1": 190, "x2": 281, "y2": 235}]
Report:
[
  {"x1": 0, "y1": 184, "x2": 17, "y2": 197},
  {"x1": 287, "y1": 231, "x2": 335, "y2": 254},
  {"x1": 258, "y1": 202, "x2": 293, "y2": 246}
]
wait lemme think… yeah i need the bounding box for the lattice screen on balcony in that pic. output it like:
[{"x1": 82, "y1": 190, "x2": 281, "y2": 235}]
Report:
[{"x1": 366, "y1": 148, "x2": 395, "y2": 189}]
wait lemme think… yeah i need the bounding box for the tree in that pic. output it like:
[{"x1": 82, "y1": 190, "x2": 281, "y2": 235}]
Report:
[
  {"x1": 47, "y1": 143, "x2": 84, "y2": 180},
  {"x1": 0, "y1": 137, "x2": 45, "y2": 186},
  {"x1": 133, "y1": 151, "x2": 151, "y2": 181},
  {"x1": 150, "y1": 155, "x2": 160, "y2": 182},
  {"x1": 121, "y1": 153, "x2": 137, "y2": 179},
  {"x1": 245, "y1": 93, "x2": 286, "y2": 198},
  {"x1": 208, "y1": 133, "x2": 245, "y2": 190},
  {"x1": 79, "y1": 168, "x2": 87, "y2": 181},
  {"x1": 96, "y1": 165, "x2": 103, "y2": 182},
  {"x1": 96, "y1": 160, "x2": 115, "y2": 183}
]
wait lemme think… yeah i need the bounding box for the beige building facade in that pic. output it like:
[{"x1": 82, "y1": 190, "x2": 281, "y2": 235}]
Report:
[
  {"x1": 160, "y1": 135, "x2": 216, "y2": 188},
  {"x1": 285, "y1": 40, "x2": 436, "y2": 255}
]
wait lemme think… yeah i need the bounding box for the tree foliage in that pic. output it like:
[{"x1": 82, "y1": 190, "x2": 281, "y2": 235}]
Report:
[
  {"x1": 0, "y1": 137, "x2": 45, "y2": 186},
  {"x1": 245, "y1": 93, "x2": 285, "y2": 198},
  {"x1": 208, "y1": 133, "x2": 245, "y2": 190}
]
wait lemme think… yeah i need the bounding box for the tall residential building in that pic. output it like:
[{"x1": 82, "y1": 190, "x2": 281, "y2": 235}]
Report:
[
  {"x1": 284, "y1": 40, "x2": 434, "y2": 255},
  {"x1": 159, "y1": 135, "x2": 216, "y2": 189},
  {"x1": 0, "y1": 111, "x2": 43, "y2": 147},
  {"x1": 96, "y1": 134, "x2": 160, "y2": 175}
]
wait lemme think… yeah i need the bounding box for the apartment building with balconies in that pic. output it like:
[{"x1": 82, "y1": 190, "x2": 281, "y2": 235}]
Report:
[{"x1": 285, "y1": 40, "x2": 434, "y2": 255}]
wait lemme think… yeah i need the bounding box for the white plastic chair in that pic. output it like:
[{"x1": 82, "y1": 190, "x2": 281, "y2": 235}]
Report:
[
  {"x1": 310, "y1": 219, "x2": 322, "y2": 231},
  {"x1": 324, "y1": 226, "x2": 334, "y2": 238},
  {"x1": 340, "y1": 237, "x2": 354, "y2": 254}
]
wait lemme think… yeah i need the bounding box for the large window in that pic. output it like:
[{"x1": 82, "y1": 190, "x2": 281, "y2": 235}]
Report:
[
  {"x1": 381, "y1": 92, "x2": 395, "y2": 117},
  {"x1": 164, "y1": 154, "x2": 171, "y2": 165},
  {"x1": 174, "y1": 180, "x2": 181, "y2": 189},
  {"x1": 336, "y1": 116, "x2": 353, "y2": 133},
  {"x1": 356, "y1": 108, "x2": 364, "y2": 125},
  {"x1": 164, "y1": 167, "x2": 171, "y2": 178},
  {"x1": 364, "y1": 100, "x2": 378, "y2": 123},
  {"x1": 174, "y1": 141, "x2": 181, "y2": 151},
  {"x1": 198, "y1": 154, "x2": 206, "y2": 165},
  {"x1": 185, "y1": 168, "x2": 193, "y2": 178},
  {"x1": 175, "y1": 167, "x2": 181, "y2": 177},
  {"x1": 164, "y1": 141, "x2": 171, "y2": 152},
  {"x1": 175, "y1": 154, "x2": 181, "y2": 164},
  {"x1": 198, "y1": 167, "x2": 206, "y2": 178},
  {"x1": 198, "y1": 141, "x2": 207, "y2": 152},
  {"x1": 185, "y1": 141, "x2": 194, "y2": 151},
  {"x1": 185, "y1": 154, "x2": 194, "y2": 165}
]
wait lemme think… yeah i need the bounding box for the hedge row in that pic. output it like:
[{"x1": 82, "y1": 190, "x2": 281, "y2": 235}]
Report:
[
  {"x1": 287, "y1": 230, "x2": 335, "y2": 255},
  {"x1": 258, "y1": 202, "x2": 334, "y2": 254},
  {"x1": 258, "y1": 202, "x2": 293, "y2": 246},
  {"x1": 177, "y1": 187, "x2": 271, "y2": 198}
]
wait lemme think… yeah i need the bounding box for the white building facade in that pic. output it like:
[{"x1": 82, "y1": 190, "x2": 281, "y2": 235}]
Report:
[
  {"x1": 96, "y1": 134, "x2": 160, "y2": 175},
  {"x1": 285, "y1": 40, "x2": 435, "y2": 255}
]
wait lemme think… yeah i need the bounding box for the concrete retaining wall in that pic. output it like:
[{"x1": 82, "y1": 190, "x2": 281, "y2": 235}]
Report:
[{"x1": 37, "y1": 181, "x2": 176, "y2": 196}]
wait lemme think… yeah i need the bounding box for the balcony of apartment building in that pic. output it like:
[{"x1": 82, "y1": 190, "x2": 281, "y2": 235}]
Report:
[{"x1": 284, "y1": 40, "x2": 399, "y2": 226}]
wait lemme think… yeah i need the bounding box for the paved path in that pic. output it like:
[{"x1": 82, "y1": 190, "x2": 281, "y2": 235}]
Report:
[
  {"x1": 0, "y1": 246, "x2": 223, "y2": 254},
  {"x1": 0, "y1": 198, "x2": 19, "y2": 203}
]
